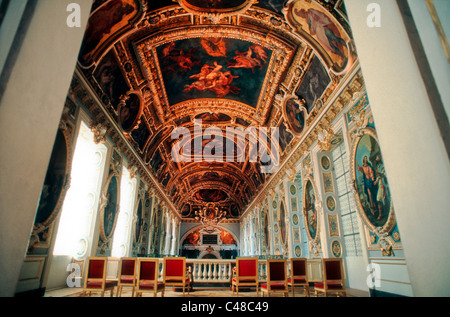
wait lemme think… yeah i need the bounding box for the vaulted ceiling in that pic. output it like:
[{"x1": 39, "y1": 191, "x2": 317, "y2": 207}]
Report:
[{"x1": 75, "y1": 0, "x2": 355, "y2": 223}]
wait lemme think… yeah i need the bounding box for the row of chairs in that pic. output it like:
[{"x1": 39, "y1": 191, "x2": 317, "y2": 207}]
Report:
[
  {"x1": 81, "y1": 256, "x2": 346, "y2": 297},
  {"x1": 82, "y1": 257, "x2": 191, "y2": 297},
  {"x1": 232, "y1": 257, "x2": 346, "y2": 297}
]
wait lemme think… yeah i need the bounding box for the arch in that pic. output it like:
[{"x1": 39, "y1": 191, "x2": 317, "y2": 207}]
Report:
[{"x1": 180, "y1": 224, "x2": 239, "y2": 247}]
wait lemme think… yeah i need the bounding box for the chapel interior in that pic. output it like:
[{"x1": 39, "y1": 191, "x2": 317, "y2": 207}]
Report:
[{"x1": 0, "y1": 0, "x2": 449, "y2": 298}]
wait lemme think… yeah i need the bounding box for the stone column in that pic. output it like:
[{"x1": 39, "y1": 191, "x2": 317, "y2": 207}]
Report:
[{"x1": 345, "y1": 0, "x2": 450, "y2": 296}]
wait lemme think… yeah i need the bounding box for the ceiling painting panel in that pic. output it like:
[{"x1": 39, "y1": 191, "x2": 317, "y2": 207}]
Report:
[{"x1": 74, "y1": 0, "x2": 357, "y2": 223}]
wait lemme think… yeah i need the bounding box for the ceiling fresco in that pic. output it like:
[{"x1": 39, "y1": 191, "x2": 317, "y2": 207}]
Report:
[{"x1": 76, "y1": 0, "x2": 355, "y2": 223}]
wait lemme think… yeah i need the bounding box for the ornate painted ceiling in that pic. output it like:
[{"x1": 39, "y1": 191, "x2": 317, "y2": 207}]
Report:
[{"x1": 74, "y1": 0, "x2": 357, "y2": 223}]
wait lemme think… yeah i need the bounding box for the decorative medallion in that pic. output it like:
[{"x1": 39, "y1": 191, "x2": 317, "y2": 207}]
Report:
[
  {"x1": 290, "y1": 184, "x2": 297, "y2": 195},
  {"x1": 321, "y1": 155, "x2": 331, "y2": 170},
  {"x1": 326, "y1": 196, "x2": 336, "y2": 212},
  {"x1": 292, "y1": 213, "x2": 299, "y2": 226},
  {"x1": 295, "y1": 245, "x2": 302, "y2": 257},
  {"x1": 331, "y1": 240, "x2": 342, "y2": 258}
]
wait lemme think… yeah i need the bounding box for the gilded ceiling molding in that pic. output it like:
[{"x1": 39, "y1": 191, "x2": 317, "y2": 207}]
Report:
[
  {"x1": 171, "y1": 99, "x2": 257, "y2": 125},
  {"x1": 241, "y1": 66, "x2": 364, "y2": 219},
  {"x1": 71, "y1": 68, "x2": 182, "y2": 221},
  {"x1": 134, "y1": 24, "x2": 297, "y2": 122},
  {"x1": 177, "y1": 0, "x2": 258, "y2": 24}
]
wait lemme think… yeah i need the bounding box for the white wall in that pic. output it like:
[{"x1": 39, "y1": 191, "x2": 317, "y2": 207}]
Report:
[
  {"x1": 345, "y1": 0, "x2": 450, "y2": 296},
  {"x1": 0, "y1": 0, "x2": 92, "y2": 296}
]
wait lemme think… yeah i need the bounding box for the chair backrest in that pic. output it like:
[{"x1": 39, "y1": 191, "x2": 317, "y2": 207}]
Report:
[
  {"x1": 163, "y1": 257, "x2": 186, "y2": 280},
  {"x1": 267, "y1": 259, "x2": 287, "y2": 282},
  {"x1": 236, "y1": 257, "x2": 258, "y2": 281},
  {"x1": 323, "y1": 258, "x2": 344, "y2": 282},
  {"x1": 138, "y1": 259, "x2": 159, "y2": 282},
  {"x1": 290, "y1": 258, "x2": 307, "y2": 278},
  {"x1": 119, "y1": 257, "x2": 136, "y2": 277},
  {"x1": 87, "y1": 257, "x2": 106, "y2": 279}
]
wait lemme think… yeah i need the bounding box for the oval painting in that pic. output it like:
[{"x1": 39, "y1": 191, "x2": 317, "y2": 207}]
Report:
[
  {"x1": 285, "y1": 97, "x2": 305, "y2": 135},
  {"x1": 103, "y1": 175, "x2": 119, "y2": 239},
  {"x1": 280, "y1": 201, "x2": 286, "y2": 245},
  {"x1": 263, "y1": 211, "x2": 269, "y2": 248},
  {"x1": 119, "y1": 93, "x2": 141, "y2": 132},
  {"x1": 134, "y1": 199, "x2": 143, "y2": 244},
  {"x1": 304, "y1": 179, "x2": 317, "y2": 240},
  {"x1": 353, "y1": 133, "x2": 392, "y2": 228},
  {"x1": 35, "y1": 130, "x2": 68, "y2": 225}
]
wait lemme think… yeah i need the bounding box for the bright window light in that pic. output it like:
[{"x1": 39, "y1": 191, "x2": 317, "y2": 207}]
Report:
[
  {"x1": 111, "y1": 166, "x2": 137, "y2": 258},
  {"x1": 53, "y1": 121, "x2": 107, "y2": 258}
]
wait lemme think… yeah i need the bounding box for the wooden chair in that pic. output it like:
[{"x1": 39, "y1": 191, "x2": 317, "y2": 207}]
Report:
[
  {"x1": 314, "y1": 258, "x2": 346, "y2": 297},
  {"x1": 135, "y1": 258, "x2": 165, "y2": 297},
  {"x1": 287, "y1": 258, "x2": 310, "y2": 297},
  {"x1": 163, "y1": 257, "x2": 190, "y2": 296},
  {"x1": 261, "y1": 259, "x2": 288, "y2": 297},
  {"x1": 82, "y1": 257, "x2": 115, "y2": 297},
  {"x1": 232, "y1": 257, "x2": 259, "y2": 296},
  {"x1": 116, "y1": 257, "x2": 137, "y2": 297}
]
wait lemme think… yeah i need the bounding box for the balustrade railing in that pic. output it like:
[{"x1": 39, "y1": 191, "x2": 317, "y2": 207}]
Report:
[{"x1": 105, "y1": 257, "x2": 323, "y2": 285}]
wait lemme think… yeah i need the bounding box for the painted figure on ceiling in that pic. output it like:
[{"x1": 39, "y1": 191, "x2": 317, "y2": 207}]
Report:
[
  {"x1": 201, "y1": 38, "x2": 227, "y2": 57},
  {"x1": 184, "y1": 62, "x2": 240, "y2": 98},
  {"x1": 294, "y1": 8, "x2": 347, "y2": 60},
  {"x1": 161, "y1": 42, "x2": 200, "y2": 73},
  {"x1": 228, "y1": 44, "x2": 268, "y2": 73}
]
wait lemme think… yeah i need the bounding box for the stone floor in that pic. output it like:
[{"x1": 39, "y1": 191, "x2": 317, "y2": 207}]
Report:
[{"x1": 45, "y1": 285, "x2": 368, "y2": 298}]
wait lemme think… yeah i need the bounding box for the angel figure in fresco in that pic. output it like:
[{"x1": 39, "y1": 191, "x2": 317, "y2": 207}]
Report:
[
  {"x1": 294, "y1": 8, "x2": 347, "y2": 60},
  {"x1": 80, "y1": 0, "x2": 135, "y2": 62},
  {"x1": 184, "y1": 62, "x2": 240, "y2": 98},
  {"x1": 161, "y1": 42, "x2": 199, "y2": 74},
  {"x1": 201, "y1": 37, "x2": 227, "y2": 57},
  {"x1": 286, "y1": 98, "x2": 305, "y2": 133},
  {"x1": 228, "y1": 44, "x2": 268, "y2": 73}
]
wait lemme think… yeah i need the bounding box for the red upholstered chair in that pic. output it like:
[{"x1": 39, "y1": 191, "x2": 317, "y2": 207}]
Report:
[
  {"x1": 163, "y1": 257, "x2": 190, "y2": 296},
  {"x1": 287, "y1": 258, "x2": 310, "y2": 297},
  {"x1": 116, "y1": 257, "x2": 137, "y2": 297},
  {"x1": 232, "y1": 257, "x2": 259, "y2": 296},
  {"x1": 261, "y1": 259, "x2": 288, "y2": 297},
  {"x1": 314, "y1": 258, "x2": 346, "y2": 297},
  {"x1": 82, "y1": 257, "x2": 115, "y2": 297},
  {"x1": 136, "y1": 258, "x2": 165, "y2": 297}
]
